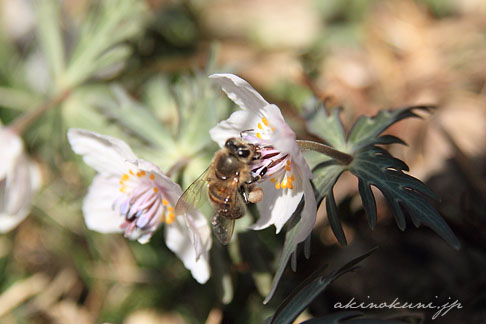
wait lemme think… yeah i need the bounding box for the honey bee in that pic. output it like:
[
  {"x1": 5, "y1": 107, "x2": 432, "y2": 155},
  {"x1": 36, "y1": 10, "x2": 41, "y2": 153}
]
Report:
[{"x1": 176, "y1": 137, "x2": 266, "y2": 244}]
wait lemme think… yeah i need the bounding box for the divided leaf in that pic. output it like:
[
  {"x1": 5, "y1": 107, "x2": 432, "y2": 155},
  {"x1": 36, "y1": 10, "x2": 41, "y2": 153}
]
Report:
[
  {"x1": 303, "y1": 102, "x2": 459, "y2": 249},
  {"x1": 349, "y1": 146, "x2": 459, "y2": 249}
]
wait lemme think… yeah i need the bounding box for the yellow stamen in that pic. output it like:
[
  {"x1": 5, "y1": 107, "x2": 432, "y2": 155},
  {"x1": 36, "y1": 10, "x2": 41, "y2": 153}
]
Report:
[
  {"x1": 285, "y1": 165, "x2": 291, "y2": 171},
  {"x1": 153, "y1": 187, "x2": 159, "y2": 193},
  {"x1": 262, "y1": 117, "x2": 269, "y2": 126},
  {"x1": 136, "y1": 171, "x2": 146, "y2": 177},
  {"x1": 162, "y1": 199, "x2": 169, "y2": 206},
  {"x1": 256, "y1": 133, "x2": 262, "y2": 139},
  {"x1": 166, "y1": 212, "x2": 175, "y2": 224},
  {"x1": 288, "y1": 183, "x2": 294, "y2": 189},
  {"x1": 129, "y1": 170, "x2": 134, "y2": 175},
  {"x1": 271, "y1": 127, "x2": 275, "y2": 132},
  {"x1": 290, "y1": 174, "x2": 295, "y2": 181},
  {"x1": 270, "y1": 178, "x2": 276, "y2": 183},
  {"x1": 281, "y1": 180, "x2": 287, "y2": 189},
  {"x1": 149, "y1": 174, "x2": 155, "y2": 180},
  {"x1": 120, "y1": 187, "x2": 126, "y2": 193},
  {"x1": 121, "y1": 174, "x2": 129, "y2": 181},
  {"x1": 167, "y1": 206, "x2": 174, "y2": 212},
  {"x1": 257, "y1": 123, "x2": 263, "y2": 130},
  {"x1": 275, "y1": 182, "x2": 281, "y2": 190},
  {"x1": 286, "y1": 160, "x2": 291, "y2": 165}
]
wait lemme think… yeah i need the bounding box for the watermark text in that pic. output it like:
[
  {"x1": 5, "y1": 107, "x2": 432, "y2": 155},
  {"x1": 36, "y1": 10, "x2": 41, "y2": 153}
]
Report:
[{"x1": 334, "y1": 296, "x2": 462, "y2": 320}]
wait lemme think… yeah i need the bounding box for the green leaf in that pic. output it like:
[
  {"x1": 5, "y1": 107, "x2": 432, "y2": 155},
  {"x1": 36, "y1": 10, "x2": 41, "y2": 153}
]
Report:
[
  {"x1": 64, "y1": 0, "x2": 147, "y2": 88},
  {"x1": 304, "y1": 102, "x2": 460, "y2": 249},
  {"x1": 35, "y1": 0, "x2": 65, "y2": 89},
  {"x1": 0, "y1": 87, "x2": 42, "y2": 111},
  {"x1": 93, "y1": 85, "x2": 176, "y2": 151},
  {"x1": 349, "y1": 147, "x2": 458, "y2": 247},
  {"x1": 304, "y1": 101, "x2": 346, "y2": 150},
  {"x1": 266, "y1": 248, "x2": 378, "y2": 324},
  {"x1": 174, "y1": 74, "x2": 227, "y2": 154},
  {"x1": 347, "y1": 105, "x2": 433, "y2": 152},
  {"x1": 313, "y1": 163, "x2": 347, "y2": 245}
]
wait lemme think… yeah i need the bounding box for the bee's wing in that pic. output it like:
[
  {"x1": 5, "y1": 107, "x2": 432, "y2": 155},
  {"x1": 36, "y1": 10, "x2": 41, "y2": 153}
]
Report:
[
  {"x1": 176, "y1": 166, "x2": 211, "y2": 213},
  {"x1": 211, "y1": 214, "x2": 235, "y2": 245},
  {"x1": 175, "y1": 166, "x2": 212, "y2": 259}
]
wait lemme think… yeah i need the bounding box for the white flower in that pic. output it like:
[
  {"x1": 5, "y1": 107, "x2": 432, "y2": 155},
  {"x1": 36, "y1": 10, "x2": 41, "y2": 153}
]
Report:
[
  {"x1": 209, "y1": 73, "x2": 317, "y2": 244},
  {"x1": 0, "y1": 127, "x2": 40, "y2": 233},
  {"x1": 67, "y1": 128, "x2": 211, "y2": 283}
]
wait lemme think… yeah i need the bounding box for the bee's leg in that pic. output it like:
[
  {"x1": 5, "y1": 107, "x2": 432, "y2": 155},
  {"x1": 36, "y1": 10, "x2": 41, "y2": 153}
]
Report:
[
  {"x1": 259, "y1": 166, "x2": 268, "y2": 177},
  {"x1": 240, "y1": 186, "x2": 250, "y2": 204},
  {"x1": 246, "y1": 166, "x2": 267, "y2": 185}
]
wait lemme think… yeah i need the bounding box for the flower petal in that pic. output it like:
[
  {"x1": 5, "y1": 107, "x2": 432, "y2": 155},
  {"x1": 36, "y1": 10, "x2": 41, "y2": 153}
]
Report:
[
  {"x1": 0, "y1": 155, "x2": 34, "y2": 233},
  {"x1": 294, "y1": 176, "x2": 317, "y2": 243},
  {"x1": 0, "y1": 209, "x2": 29, "y2": 233},
  {"x1": 210, "y1": 74, "x2": 269, "y2": 113},
  {"x1": 253, "y1": 172, "x2": 304, "y2": 233},
  {"x1": 209, "y1": 110, "x2": 261, "y2": 148},
  {"x1": 264, "y1": 105, "x2": 297, "y2": 153},
  {"x1": 67, "y1": 128, "x2": 137, "y2": 176},
  {"x1": 83, "y1": 174, "x2": 125, "y2": 233},
  {"x1": 0, "y1": 128, "x2": 23, "y2": 178},
  {"x1": 165, "y1": 214, "x2": 211, "y2": 284},
  {"x1": 5, "y1": 155, "x2": 33, "y2": 214}
]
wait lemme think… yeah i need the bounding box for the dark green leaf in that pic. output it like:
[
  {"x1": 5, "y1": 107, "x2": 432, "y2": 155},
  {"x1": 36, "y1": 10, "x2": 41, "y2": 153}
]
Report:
[
  {"x1": 357, "y1": 179, "x2": 377, "y2": 229},
  {"x1": 350, "y1": 145, "x2": 459, "y2": 248},
  {"x1": 263, "y1": 207, "x2": 304, "y2": 304},
  {"x1": 312, "y1": 162, "x2": 347, "y2": 245},
  {"x1": 303, "y1": 104, "x2": 460, "y2": 249},
  {"x1": 326, "y1": 189, "x2": 347, "y2": 245},
  {"x1": 267, "y1": 248, "x2": 378, "y2": 324},
  {"x1": 347, "y1": 106, "x2": 433, "y2": 152}
]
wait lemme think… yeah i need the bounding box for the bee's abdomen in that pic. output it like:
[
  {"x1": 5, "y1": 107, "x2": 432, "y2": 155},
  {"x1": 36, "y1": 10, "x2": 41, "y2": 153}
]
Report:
[
  {"x1": 208, "y1": 182, "x2": 245, "y2": 220},
  {"x1": 208, "y1": 182, "x2": 232, "y2": 205}
]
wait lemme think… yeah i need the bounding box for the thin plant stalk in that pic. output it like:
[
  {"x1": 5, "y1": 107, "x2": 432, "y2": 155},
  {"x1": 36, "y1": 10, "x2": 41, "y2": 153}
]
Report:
[
  {"x1": 9, "y1": 89, "x2": 71, "y2": 134},
  {"x1": 297, "y1": 140, "x2": 353, "y2": 165}
]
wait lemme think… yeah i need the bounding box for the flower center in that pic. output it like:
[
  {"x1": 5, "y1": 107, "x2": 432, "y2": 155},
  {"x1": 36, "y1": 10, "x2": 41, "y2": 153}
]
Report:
[
  {"x1": 114, "y1": 169, "x2": 175, "y2": 237},
  {"x1": 249, "y1": 146, "x2": 294, "y2": 191},
  {"x1": 269, "y1": 160, "x2": 295, "y2": 190},
  {"x1": 241, "y1": 116, "x2": 295, "y2": 191}
]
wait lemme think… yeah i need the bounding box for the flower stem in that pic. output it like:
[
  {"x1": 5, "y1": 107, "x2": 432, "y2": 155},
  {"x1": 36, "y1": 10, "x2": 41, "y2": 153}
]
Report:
[
  {"x1": 296, "y1": 140, "x2": 353, "y2": 165},
  {"x1": 9, "y1": 89, "x2": 71, "y2": 134}
]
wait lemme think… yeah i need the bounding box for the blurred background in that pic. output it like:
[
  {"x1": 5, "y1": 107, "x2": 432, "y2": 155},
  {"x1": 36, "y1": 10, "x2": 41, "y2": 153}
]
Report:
[{"x1": 0, "y1": 0, "x2": 484, "y2": 323}]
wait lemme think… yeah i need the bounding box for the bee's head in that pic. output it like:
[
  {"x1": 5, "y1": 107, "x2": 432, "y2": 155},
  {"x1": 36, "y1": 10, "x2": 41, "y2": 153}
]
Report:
[{"x1": 225, "y1": 138, "x2": 254, "y2": 162}]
